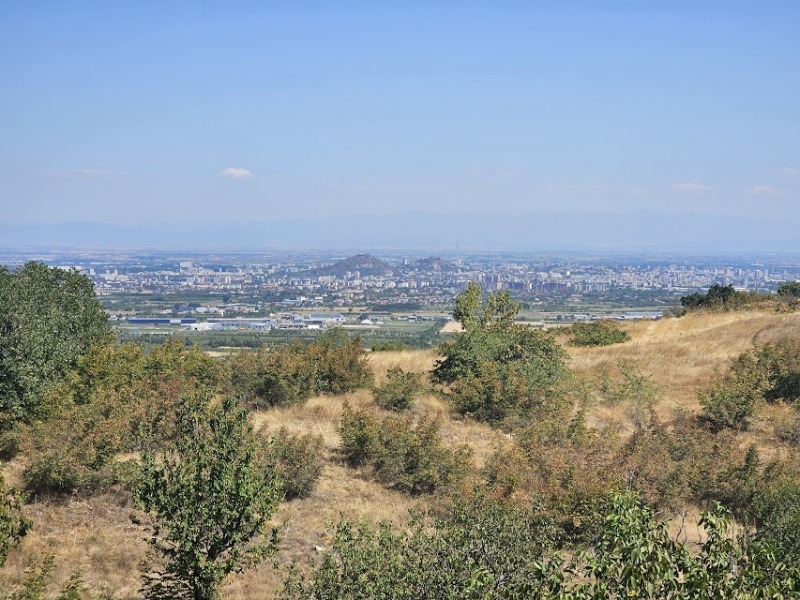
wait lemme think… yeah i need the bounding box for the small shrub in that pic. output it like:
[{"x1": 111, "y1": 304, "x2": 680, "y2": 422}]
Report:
[
  {"x1": 448, "y1": 361, "x2": 529, "y2": 425},
  {"x1": 229, "y1": 344, "x2": 318, "y2": 409},
  {"x1": 339, "y1": 405, "x2": 472, "y2": 495},
  {"x1": 55, "y1": 572, "x2": 93, "y2": 600},
  {"x1": 774, "y1": 409, "x2": 800, "y2": 444},
  {"x1": 568, "y1": 320, "x2": 629, "y2": 347},
  {"x1": 262, "y1": 428, "x2": 325, "y2": 500},
  {"x1": 1, "y1": 473, "x2": 31, "y2": 568},
  {"x1": 373, "y1": 368, "x2": 423, "y2": 411},
  {"x1": 599, "y1": 359, "x2": 657, "y2": 406},
  {"x1": 339, "y1": 404, "x2": 381, "y2": 468},
  {"x1": 4, "y1": 555, "x2": 55, "y2": 600},
  {"x1": 0, "y1": 430, "x2": 20, "y2": 461},
  {"x1": 699, "y1": 378, "x2": 757, "y2": 432},
  {"x1": 311, "y1": 328, "x2": 374, "y2": 395}
]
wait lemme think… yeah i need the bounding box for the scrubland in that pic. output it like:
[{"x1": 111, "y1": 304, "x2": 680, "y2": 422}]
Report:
[{"x1": 3, "y1": 308, "x2": 800, "y2": 597}]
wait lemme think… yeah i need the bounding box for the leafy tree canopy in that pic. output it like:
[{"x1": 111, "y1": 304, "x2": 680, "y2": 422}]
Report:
[
  {"x1": 778, "y1": 281, "x2": 800, "y2": 298},
  {"x1": 681, "y1": 283, "x2": 736, "y2": 311},
  {"x1": 134, "y1": 395, "x2": 281, "y2": 600},
  {"x1": 435, "y1": 283, "x2": 570, "y2": 426},
  {"x1": 0, "y1": 262, "x2": 112, "y2": 429}
]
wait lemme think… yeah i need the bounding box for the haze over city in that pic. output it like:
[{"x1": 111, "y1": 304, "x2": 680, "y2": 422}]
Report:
[{"x1": 2, "y1": 2, "x2": 799, "y2": 250}]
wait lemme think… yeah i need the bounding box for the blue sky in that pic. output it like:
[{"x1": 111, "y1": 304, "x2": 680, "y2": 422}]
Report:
[{"x1": 1, "y1": 1, "x2": 798, "y2": 228}]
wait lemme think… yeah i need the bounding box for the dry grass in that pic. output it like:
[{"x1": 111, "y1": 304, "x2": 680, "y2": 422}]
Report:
[
  {"x1": 0, "y1": 491, "x2": 145, "y2": 599},
  {"x1": 440, "y1": 321, "x2": 464, "y2": 333},
  {"x1": 366, "y1": 348, "x2": 439, "y2": 383},
  {"x1": 4, "y1": 309, "x2": 800, "y2": 598},
  {"x1": 567, "y1": 310, "x2": 800, "y2": 428},
  {"x1": 249, "y1": 391, "x2": 370, "y2": 450}
]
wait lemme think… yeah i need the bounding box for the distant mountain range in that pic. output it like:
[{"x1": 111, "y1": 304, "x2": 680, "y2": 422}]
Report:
[{"x1": 1, "y1": 210, "x2": 798, "y2": 253}]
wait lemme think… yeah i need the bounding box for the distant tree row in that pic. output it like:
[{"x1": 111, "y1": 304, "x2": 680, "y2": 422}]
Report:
[{"x1": 680, "y1": 281, "x2": 800, "y2": 313}]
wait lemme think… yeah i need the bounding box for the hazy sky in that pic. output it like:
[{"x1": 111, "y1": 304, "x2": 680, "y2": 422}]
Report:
[{"x1": 2, "y1": 1, "x2": 799, "y2": 225}]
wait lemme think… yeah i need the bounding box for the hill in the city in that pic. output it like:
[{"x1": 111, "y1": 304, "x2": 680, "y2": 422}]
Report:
[
  {"x1": 404, "y1": 256, "x2": 458, "y2": 273},
  {"x1": 310, "y1": 253, "x2": 395, "y2": 277}
]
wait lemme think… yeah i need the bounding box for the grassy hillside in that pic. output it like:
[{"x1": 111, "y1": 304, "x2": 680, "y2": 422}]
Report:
[{"x1": 3, "y1": 310, "x2": 800, "y2": 597}]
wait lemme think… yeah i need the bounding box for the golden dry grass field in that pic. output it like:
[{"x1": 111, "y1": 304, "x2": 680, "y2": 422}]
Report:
[
  {"x1": 3, "y1": 308, "x2": 800, "y2": 598},
  {"x1": 562, "y1": 310, "x2": 800, "y2": 445}
]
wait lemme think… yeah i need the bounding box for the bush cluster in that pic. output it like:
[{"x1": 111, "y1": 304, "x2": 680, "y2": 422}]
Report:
[
  {"x1": 753, "y1": 480, "x2": 800, "y2": 558},
  {"x1": 778, "y1": 281, "x2": 800, "y2": 298},
  {"x1": 680, "y1": 283, "x2": 772, "y2": 313},
  {"x1": 22, "y1": 341, "x2": 221, "y2": 497},
  {"x1": 285, "y1": 491, "x2": 800, "y2": 599},
  {"x1": 339, "y1": 404, "x2": 472, "y2": 495},
  {"x1": 260, "y1": 427, "x2": 325, "y2": 500},
  {"x1": 283, "y1": 493, "x2": 561, "y2": 600},
  {"x1": 568, "y1": 320, "x2": 629, "y2": 347},
  {"x1": 699, "y1": 339, "x2": 800, "y2": 431},
  {"x1": 228, "y1": 329, "x2": 373, "y2": 409},
  {"x1": 369, "y1": 341, "x2": 409, "y2": 352},
  {"x1": 372, "y1": 368, "x2": 424, "y2": 411}
]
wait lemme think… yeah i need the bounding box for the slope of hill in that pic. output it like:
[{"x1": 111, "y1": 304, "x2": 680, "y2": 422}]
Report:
[
  {"x1": 3, "y1": 310, "x2": 800, "y2": 597},
  {"x1": 563, "y1": 309, "x2": 800, "y2": 436}
]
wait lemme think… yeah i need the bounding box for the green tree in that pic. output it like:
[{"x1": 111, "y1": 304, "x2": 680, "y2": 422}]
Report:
[
  {"x1": 133, "y1": 395, "x2": 281, "y2": 600},
  {"x1": 681, "y1": 283, "x2": 737, "y2": 311},
  {"x1": 452, "y1": 281, "x2": 483, "y2": 330},
  {"x1": 452, "y1": 282, "x2": 520, "y2": 331},
  {"x1": 777, "y1": 281, "x2": 800, "y2": 298},
  {"x1": 0, "y1": 262, "x2": 112, "y2": 429},
  {"x1": 435, "y1": 283, "x2": 569, "y2": 426}
]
